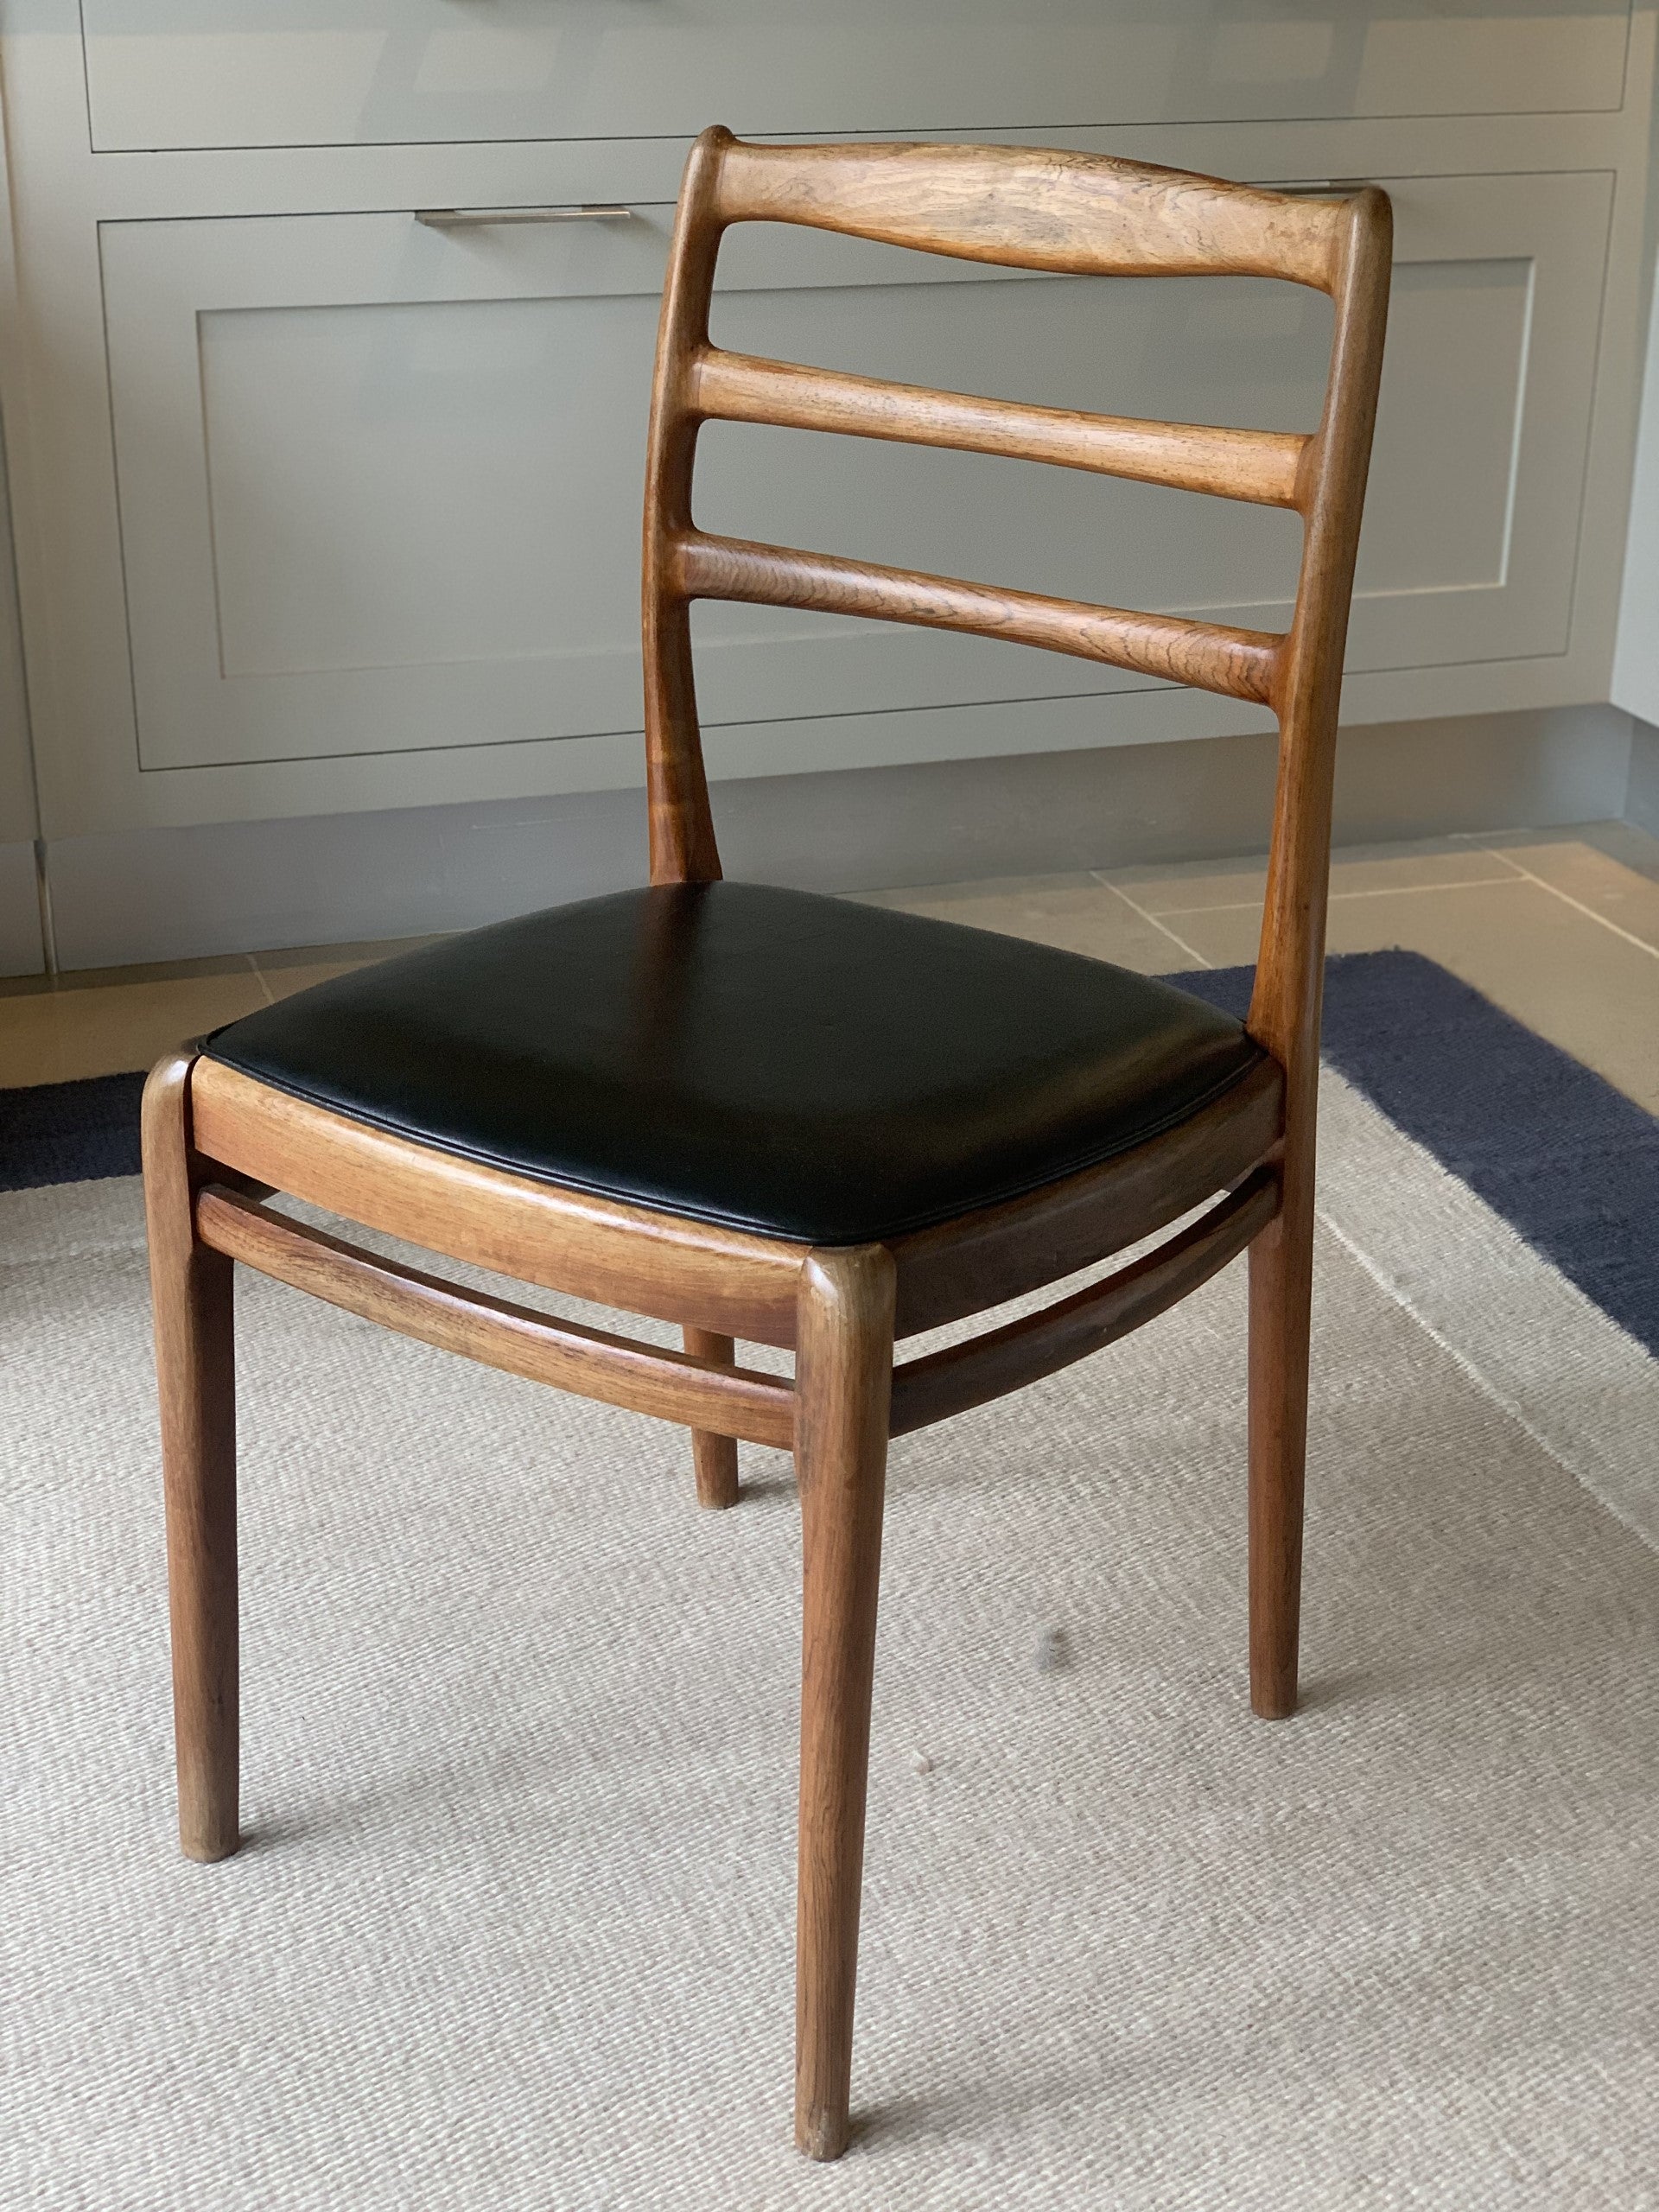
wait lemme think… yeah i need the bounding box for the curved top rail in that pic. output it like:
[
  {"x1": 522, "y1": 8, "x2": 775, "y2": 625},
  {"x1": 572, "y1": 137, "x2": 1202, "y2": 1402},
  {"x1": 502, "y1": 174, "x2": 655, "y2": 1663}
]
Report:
[{"x1": 709, "y1": 133, "x2": 1349, "y2": 292}]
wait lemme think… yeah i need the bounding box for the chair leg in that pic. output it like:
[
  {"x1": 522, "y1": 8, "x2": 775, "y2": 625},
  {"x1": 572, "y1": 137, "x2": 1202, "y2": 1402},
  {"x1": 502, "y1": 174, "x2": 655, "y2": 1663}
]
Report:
[
  {"x1": 1248, "y1": 1162, "x2": 1315, "y2": 1721},
  {"x1": 791, "y1": 1246, "x2": 896, "y2": 2162},
  {"x1": 142, "y1": 1052, "x2": 240, "y2": 1863},
  {"x1": 683, "y1": 1327, "x2": 741, "y2": 1508}
]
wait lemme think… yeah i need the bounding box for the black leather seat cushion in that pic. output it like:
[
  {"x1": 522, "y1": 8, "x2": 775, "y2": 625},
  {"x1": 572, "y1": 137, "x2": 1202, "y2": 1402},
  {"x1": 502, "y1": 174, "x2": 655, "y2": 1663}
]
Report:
[{"x1": 207, "y1": 881, "x2": 1264, "y2": 1246}]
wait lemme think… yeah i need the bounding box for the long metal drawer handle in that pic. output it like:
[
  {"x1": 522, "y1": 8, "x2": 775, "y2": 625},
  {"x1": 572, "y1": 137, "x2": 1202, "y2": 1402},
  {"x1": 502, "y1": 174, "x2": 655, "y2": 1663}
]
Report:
[
  {"x1": 1250, "y1": 178, "x2": 1372, "y2": 197},
  {"x1": 415, "y1": 204, "x2": 639, "y2": 229}
]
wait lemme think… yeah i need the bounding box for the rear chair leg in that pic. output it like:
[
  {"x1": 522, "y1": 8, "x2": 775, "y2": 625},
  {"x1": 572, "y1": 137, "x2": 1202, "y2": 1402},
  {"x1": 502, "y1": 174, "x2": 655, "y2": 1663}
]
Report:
[
  {"x1": 143, "y1": 1051, "x2": 240, "y2": 1862},
  {"x1": 1247, "y1": 1159, "x2": 1315, "y2": 1720},
  {"x1": 792, "y1": 1246, "x2": 896, "y2": 2161},
  {"x1": 683, "y1": 1328, "x2": 741, "y2": 1508}
]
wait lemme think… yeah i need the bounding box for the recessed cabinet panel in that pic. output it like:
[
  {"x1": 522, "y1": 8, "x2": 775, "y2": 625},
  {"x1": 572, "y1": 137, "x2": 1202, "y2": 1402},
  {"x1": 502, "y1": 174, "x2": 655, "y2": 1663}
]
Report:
[
  {"x1": 80, "y1": 2, "x2": 1632, "y2": 152},
  {"x1": 200, "y1": 296, "x2": 653, "y2": 683},
  {"x1": 99, "y1": 171, "x2": 1611, "y2": 773}
]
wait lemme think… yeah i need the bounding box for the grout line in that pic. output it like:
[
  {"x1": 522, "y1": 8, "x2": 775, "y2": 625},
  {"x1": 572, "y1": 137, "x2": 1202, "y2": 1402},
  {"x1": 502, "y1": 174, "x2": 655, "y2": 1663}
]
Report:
[
  {"x1": 1093, "y1": 876, "x2": 1214, "y2": 969},
  {"x1": 1472, "y1": 847, "x2": 1530, "y2": 880},
  {"x1": 1152, "y1": 873, "x2": 1527, "y2": 922},
  {"x1": 1462, "y1": 837, "x2": 1659, "y2": 962}
]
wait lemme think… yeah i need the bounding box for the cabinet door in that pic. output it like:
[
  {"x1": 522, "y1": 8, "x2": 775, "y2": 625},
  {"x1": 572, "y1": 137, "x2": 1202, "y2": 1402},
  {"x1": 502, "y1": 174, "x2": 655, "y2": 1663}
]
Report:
[
  {"x1": 80, "y1": 2, "x2": 1633, "y2": 153},
  {"x1": 1613, "y1": 258, "x2": 1659, "y2": 725},
  {"x1": 99, "y1": 170, "x2": 1611, "y2": 777},
  {"x1": 0, "y1": 430, "x2": 37, "y2": 847}
]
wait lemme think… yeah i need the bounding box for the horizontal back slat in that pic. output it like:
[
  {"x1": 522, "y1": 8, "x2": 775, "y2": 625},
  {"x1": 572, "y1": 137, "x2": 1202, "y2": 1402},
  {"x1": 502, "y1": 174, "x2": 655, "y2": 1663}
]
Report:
[
  {"x1": 671, "y1": 531, "x2": 1282, "y2": 706},
  {"x1": 690, "y1": 347, "x2": 1307, "y2": 508},
  {"x1": 711, "y1": 137, "x2": 1344, "y2": 291}
]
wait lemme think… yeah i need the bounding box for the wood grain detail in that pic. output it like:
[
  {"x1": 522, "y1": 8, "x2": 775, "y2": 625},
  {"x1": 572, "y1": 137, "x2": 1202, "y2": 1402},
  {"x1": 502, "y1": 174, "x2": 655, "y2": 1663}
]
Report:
[
  {"x1": 196, "y1": 1185, "x2": 797, "y2": 1449},
  {"x1": 889, "y1": 1053, "x2": 1285, "y2": 1338},
  {"x1": 143, "y1": 1048, "x2": 240, "y2": 1864},
  {"x1": 642, "y1": 128, "x2": 728, "y2": 887},
  {"x1": 890, "y1": 1167, "x2": 1278, "y2": 1436},
  {"x1": 689, "y1": 348, "x2": 1308, "y2": 508},
  {"x1": 189, "y1": 1059, "x2": 809, "y2": 1348},
  {"x1": 711, "y1": 136, "x2": 1347, "y2": 290},
  {"x1": 684, "y1": 1326, "x2": 745, "y2": 1504},
  {"x1": 673, "y1": 531, "x2": 1282, "y2": 706},
  {"x1": 792, "y1": 1245, "x2": 896, "y2": 2161},
  {"x1": 1242, "y1": 188, "x2": 1392, "y2": 1721}
]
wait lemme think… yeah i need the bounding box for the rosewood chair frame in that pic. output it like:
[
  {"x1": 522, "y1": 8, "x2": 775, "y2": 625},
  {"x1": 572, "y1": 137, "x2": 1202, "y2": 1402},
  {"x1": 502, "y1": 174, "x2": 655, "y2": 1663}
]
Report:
[{"x1": 143, "y1": 131, "x2": 1391, "y2": 2164}]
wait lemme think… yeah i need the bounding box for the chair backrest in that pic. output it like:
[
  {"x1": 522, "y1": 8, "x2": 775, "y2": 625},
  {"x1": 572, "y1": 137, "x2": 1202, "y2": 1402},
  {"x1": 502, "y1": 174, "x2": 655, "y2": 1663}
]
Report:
[{"x1": 641, "y1": 130, "x2": 1392, "y2": 1094}]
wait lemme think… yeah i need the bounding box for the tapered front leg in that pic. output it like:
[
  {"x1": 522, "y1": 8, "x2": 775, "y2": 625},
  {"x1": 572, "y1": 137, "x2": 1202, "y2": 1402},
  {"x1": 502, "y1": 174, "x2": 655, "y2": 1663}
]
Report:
[
  {"x1": 792, "y1": 1245, "x2": 896, "y2": 2162},
  {"x1": 143, "y1": 1051, "x2": 240, "y2": 1862},
  {"x1": 683, "y1": 1328, "x2": 741, "y2": 1508},
  {"x1": 1248, "y1": 1152, "x2": 1315, "y2": 1720}
]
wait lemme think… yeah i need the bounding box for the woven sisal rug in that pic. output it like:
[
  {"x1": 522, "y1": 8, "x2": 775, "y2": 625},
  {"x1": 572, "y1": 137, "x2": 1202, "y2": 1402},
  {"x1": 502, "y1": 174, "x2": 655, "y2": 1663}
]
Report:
[{"x1": 3, "y1": 954, "x2": 1656, "y2": 2209}]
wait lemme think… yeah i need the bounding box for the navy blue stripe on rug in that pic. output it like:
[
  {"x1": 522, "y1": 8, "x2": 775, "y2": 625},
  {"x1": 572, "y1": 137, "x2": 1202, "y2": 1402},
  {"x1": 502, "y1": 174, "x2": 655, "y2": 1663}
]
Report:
[
  {"x1": 0, "y1": 1071, "x2": 144, "y2": 1192},
  {"x1": 1178, "y1": 950, "x2": 1658, "y2": 1359},
  {"x1": 2, "y1": 952, "x2": 1654, "y2": 1357}
]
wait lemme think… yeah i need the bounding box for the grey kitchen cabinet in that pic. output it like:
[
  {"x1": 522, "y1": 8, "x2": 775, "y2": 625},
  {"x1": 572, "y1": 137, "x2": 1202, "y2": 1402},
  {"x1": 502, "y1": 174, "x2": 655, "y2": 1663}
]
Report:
[
  {"x1": 0, "y1": 0, "x2": 1651, "y2": 868},
  {"x1": 97, "y1": 171, "x2": 1611, "y2": 778},
  {"x1": 80, "y1": 0, "x2": 1637, "y2": 153}
]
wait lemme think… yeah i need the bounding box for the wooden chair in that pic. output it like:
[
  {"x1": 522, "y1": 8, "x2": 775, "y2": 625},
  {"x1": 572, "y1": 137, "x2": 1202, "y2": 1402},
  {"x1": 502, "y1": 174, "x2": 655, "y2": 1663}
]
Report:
[{"x1": 143, "y1": 132, "x2": 1391, "y2": 2161}]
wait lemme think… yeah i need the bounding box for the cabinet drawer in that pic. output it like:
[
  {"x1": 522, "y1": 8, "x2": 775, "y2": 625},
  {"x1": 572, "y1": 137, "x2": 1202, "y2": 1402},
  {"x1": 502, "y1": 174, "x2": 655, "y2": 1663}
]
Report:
[
  {"x1": 99, "y1": 170, "x2": 1611, "y2": 777},
  {"x1": 81, "y1": 3, "x2": 1632, "y2": 153}
]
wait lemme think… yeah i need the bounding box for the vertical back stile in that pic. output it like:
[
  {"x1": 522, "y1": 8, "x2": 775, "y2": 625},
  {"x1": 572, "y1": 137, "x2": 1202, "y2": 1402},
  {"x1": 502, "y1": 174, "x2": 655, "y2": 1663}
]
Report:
[
  {"x1": 1247, "y1": 188, "x2": 1394, "y2": 1092},
  {"x1": 642, "y1": 128, "x2": 734, "y2": 884}
]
